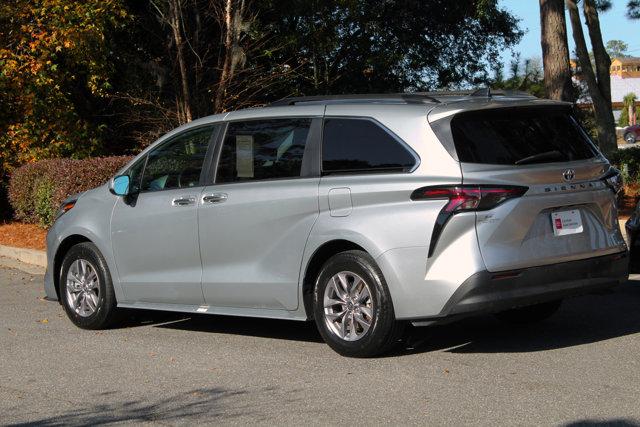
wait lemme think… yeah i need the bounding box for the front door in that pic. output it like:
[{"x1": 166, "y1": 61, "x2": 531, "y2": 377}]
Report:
[
  {"x1": 111, "y1": 125, "x2": 216, "y2": 305},
  {"x1": 198, "y1": 116, "x2": 322, "y2": 310}
]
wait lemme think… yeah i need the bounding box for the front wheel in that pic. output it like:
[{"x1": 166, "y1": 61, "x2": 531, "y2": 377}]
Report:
[
  {"x1": 60, "y1": 242, "x2": 120, "y2": 329},
  {"x1": 494, "y1": 299, "x2": 562, "y2": 324},
  {"x1": 625, "y1": 132, "x2": 636, "y2": 144},
  {"x1": 313, "y1": 250, "x2": 404, "y2": 357}
]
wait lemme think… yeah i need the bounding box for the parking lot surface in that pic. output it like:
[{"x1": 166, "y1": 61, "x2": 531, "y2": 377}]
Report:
[{"x1": 2, "y1": 259, "x2": 640, "y2": 426}]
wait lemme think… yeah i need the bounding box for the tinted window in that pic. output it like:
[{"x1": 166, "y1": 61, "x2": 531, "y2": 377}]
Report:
[
  {"x1": 216, "y1": 118, "x2": 311, "y2": 183},
  {"x1": 140, "y1": 126, "x2": 213, "y2": 192},
  {"x1": 126, "y1": 158, "x2": 146, "y2": 194},
  {"x1": 322, "y1": 119, "x2": 416, "y2": 173},
  {"x1": 450, "y1": 107, "x2": 599, "y2": 165}
]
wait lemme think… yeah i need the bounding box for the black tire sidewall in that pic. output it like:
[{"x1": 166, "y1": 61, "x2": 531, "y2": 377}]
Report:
[
  {"x1": 59, "y1": 242, "x2": 117, "y2": 329},
  {"x1": 313, "y1": 250, "x2": 398, "y2": 357}
]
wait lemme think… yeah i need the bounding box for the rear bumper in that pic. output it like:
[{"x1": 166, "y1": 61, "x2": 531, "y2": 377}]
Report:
[{"x1": 425, "y1": 251, "x2": 628, "y2": 321}]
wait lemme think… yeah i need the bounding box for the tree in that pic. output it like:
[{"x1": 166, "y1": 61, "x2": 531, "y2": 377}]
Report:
[
  {"x1": 620, "y1": 93, "x2": 637, "y2": 127},
  {"x1": 0, "y1": 0, "x2": 129, "y2": 174},
  {"x1": 628, "y1": 1, "x2": 640, "y2": 19},
  {"x1": 606, "y1": 40, "x2": 629, "y2": 58},
  {"x1": 539, "y1": 0, "x2": 573, "y2": 101},
  {"x1": 567, "y1": 0, "x2": 617, "y2": 155}
]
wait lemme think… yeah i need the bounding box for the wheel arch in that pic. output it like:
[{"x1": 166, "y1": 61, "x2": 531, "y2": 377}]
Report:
[
  {"x1": 53, "y1": 234, "x2": 92, "y2": 300},
  {"x1": 301, "y1": 239, "x2": 368, "y2": 319}
]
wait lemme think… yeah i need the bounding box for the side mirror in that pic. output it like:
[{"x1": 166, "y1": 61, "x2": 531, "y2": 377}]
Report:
[{"x1": 110, "y1": 175, "x2": 130, "y2": 196}]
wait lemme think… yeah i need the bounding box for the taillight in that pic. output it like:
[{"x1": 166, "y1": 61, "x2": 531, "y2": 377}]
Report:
[
  {"x1": 411, "y1": 185, "x2": 528, "y2": 257},
  {"x1": 601, "y1": 168, "x2": 622, "y2": 194}
]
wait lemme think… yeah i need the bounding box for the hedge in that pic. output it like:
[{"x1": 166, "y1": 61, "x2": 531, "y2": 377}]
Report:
[
  {"x1": 609, "y1": 146, "x2": 640, "y2": 186},
  {"x1": 8, "y1": 156, "x2": 133, "y2": 227}
]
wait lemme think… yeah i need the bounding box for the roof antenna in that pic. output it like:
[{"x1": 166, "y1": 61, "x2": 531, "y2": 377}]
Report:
[{"x1": 470, "y1": 87, "x2": 491, "y2": 98}]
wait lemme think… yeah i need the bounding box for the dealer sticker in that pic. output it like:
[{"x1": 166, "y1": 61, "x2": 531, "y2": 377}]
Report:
[{"x1": 551, "y1": 209, "x2": 583, "y2": 236}]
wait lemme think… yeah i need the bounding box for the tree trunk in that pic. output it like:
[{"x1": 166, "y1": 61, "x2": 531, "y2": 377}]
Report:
[
  {"x1": 213, "y1": 0, "x2": 246, "y2": 113},
  {"x1": 583, "y1": 0, "x2": 612, "y2": 104},
  {"x1": 539, "y1": 0, "x2": 573, "y2": 101},
  {"x1": 168, "y1": 0, "x2": 192, "y2": 123},
  {"x1": 566, "y1": 0, "x2": 617, "y2": 156}
]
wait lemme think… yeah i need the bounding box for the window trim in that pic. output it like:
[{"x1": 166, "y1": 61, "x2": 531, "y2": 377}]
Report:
[
  {"x1": 127, "y1": 123, "x2": 219, "y2": 195},
  {"x1": 320, "y1": 116, "x2": 420, "y2": 176},
  {"x1": 209, "y1": 116, "x2": 322, "y2": 186}
]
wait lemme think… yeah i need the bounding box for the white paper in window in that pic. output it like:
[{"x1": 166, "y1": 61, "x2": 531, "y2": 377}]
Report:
[{"x1": 236, "y1": 135, "x2": 254, "y2": 178}]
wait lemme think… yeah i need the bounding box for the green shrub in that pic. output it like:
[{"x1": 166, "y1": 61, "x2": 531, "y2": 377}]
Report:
[
  {"x1": 8, "y1": 156, "x2": 134, "y2": 228},
  {"x1": 33, "y1": 180, "x2": 56, "y2": 228},
  {"x1": 609, "y1": 146, "x2": 640, "y2": 188}
]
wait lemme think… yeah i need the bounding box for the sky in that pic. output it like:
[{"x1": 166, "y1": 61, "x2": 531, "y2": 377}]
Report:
[{"x1": 498, "y1": 0, "x2": 640, "y2": 68}]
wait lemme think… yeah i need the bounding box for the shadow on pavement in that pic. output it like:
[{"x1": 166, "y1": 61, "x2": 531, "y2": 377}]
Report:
[
  {"x1": 396, "y1": 281, "x2": 640, "y2": 355},
  {"x1": 6, "y1": 387, "x2": 252, "y2": 426},
  {"x1": 120, "y1": 309, "x2": 324, "y2": 343},
  {"x1": 564, "y1": 420, "x2": 640, "y2": 427},
  {"x1": 114, "y1": 281, "x2": 640, "y2": 355}
]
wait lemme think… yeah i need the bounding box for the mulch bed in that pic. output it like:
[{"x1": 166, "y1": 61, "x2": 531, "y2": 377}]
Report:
[{"x1": 0, "y1": 222, "x2": 47, "y2": 251}]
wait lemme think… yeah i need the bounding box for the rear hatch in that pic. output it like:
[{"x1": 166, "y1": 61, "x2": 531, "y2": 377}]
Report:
[{"x1": 430, "y1": 103, "x2": 626, "y2": 272}]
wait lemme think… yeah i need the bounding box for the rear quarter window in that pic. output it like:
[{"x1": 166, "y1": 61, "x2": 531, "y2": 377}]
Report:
[
  {"x1": 322, "y1": 118, "x2": 416, "y2": 174},
  {"x1": 449, "y1": 107, "x2": 599, "y2": 165}
]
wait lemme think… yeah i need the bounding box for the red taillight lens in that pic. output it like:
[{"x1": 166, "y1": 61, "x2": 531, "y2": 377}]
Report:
[
  {"x1": 411, "y1": 185, "x2": 528, "y2": 212},
  {"x1": 411, "y1": 185, "x2": 528, "y2": 257}
]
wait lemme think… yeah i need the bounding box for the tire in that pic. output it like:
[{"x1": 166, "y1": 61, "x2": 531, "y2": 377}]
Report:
[
  {"x1": 313, "y1": 250, "x2": 404, "y2": 357},
  {"x1": 494, "y1": 299, "x2": 562, "y2": 324},
  {"x1": 59, "y1": 242, "x2": 120, "y2": 329},
  {"x1": 625, "y1": 132, "x2": 636, "y2": 144}
]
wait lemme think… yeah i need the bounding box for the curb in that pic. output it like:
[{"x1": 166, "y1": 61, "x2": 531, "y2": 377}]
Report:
[{"x1": 0, "y1": 245, "x2": 47, "y2": 268}]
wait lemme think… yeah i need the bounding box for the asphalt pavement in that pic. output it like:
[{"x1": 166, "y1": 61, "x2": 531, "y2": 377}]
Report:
[{"x1": 1, "y1": 257, "x2": 640, "y2": 426}]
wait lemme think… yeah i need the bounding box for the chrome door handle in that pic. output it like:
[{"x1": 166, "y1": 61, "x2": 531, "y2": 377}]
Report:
[
  {"x1": 172, "y1": 196, "x2": 196, "y2": 206},
  {"x1": 202, "y1": 193, "x2": 228, "y2": 204}
]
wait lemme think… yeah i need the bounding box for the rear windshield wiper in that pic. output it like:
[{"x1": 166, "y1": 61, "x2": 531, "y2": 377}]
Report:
[{"x1": 514, "y1": 150, "x2": 563, "y2": 165}]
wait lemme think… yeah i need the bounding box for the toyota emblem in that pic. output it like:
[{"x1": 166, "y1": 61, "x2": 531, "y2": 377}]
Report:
[{"x1": 563, "y1": 169, "x2": 575, "y2": 182}]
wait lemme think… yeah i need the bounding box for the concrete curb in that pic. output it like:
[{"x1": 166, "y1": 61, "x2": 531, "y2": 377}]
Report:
[{"x1": 0, "y1": 245, "x2": 47, "y2": 268}]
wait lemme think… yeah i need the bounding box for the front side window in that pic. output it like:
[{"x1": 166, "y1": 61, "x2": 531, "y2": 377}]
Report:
[
  {"x1": 322, "y1": 118, "x2": 416, "y2": 174},
  {"x1": 140, "y1": 126, "x2": 214, "y2": 192},
  {"x1": 126, "y1": 158, "x2": 146, "y2": 194},
  {"x1": 216, "y1": 118, "x2": 312, "y2": 183}
]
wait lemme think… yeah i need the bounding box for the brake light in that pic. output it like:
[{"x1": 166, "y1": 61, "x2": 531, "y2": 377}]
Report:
[
  {"x1": 411, "y1": 185, "x2": 528, "y2": 257},
  {"x1": 601, "y1": 168, "x2": 622, "y2": 194}
]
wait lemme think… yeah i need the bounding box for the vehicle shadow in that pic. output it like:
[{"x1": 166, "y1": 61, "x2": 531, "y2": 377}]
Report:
[
  {"x1": 116, "y1": 281, "x2": 640, "y2": 355},
  {"x1": 119, "y1": 309, "x2": 324, "y2": 343},
  {"x1": 394, "y1": 280, "x2": 640, "y2": 356}
]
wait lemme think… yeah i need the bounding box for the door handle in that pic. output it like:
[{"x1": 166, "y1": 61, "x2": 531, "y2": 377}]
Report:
[
  {"x1": 172, "y1": 196, "x2": 196, "y2": 206},
  {"x1": 202, "y1": 193, "x2": 228, "y2": 204}
]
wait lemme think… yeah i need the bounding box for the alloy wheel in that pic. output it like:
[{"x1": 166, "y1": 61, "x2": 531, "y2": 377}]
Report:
[
  {"x1": 323, "y1": 271, "x2": 374, "y2": 341},
  {"x1": 65, "y1": 259, "x2": 100, "y2": 317}
]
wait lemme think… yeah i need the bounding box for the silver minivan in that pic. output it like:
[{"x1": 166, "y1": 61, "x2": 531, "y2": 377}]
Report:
[{"x1": 44, "y1": 91, "x2": 628, "y2": 357}]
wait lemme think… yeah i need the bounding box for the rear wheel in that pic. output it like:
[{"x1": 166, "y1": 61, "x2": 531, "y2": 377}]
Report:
[
  {"x1": 494, "y1": 300, "x2": 562, "y2": 324},
  {"x1": 60, "y1": 242, "x2": 120, "y2": 329},
  {"x1": 625, "y1": 132, "x2": 636, "y2": 144},
  {"x1": 313, "y1": 250, "x2": 404, "y2": 357}
]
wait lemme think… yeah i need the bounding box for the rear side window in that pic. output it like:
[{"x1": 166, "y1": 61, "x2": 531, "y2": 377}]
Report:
[
  {"x1": 216, "y1": 118, "x2": 312, "y2": 183},
  {"x1": 450, "y1": 107, "x2": 599, "y2": 165},
  {"x1": 322, "y1": 118, "x2": 416, "y2": 174}
]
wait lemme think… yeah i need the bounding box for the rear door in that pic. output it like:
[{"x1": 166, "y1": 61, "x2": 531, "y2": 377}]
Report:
[
  {"x1": 436, "y1": 105, "x2": 626, "y2": 272},
  {"x1": 198, "y1": 116, "x2": 322, "y2": 310}
]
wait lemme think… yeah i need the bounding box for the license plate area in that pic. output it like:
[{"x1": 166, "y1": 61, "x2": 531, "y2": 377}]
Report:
[{"x1": 551, "y1": 209, "x2": 583, "y2": 236}]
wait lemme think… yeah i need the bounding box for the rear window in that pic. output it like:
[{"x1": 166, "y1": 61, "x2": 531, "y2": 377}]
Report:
[{"x1": 450, "y1": 107, "x2": 599, "y2": 165}]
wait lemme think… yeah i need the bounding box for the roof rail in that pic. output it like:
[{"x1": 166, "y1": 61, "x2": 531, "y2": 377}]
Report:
[
  {"x1": 268, "y1": 89, "x2": 535, "y2": 107},
  {"x1": 269, "y1": 93, "x2": 441, "y2": 106}
]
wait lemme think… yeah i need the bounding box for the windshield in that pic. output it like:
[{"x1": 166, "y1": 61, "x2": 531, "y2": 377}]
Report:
[{"x1": 449, "y1": 106, "x2": 599, "y2": 165}]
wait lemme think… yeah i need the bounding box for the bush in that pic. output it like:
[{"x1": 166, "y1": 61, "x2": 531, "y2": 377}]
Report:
[{"x1": 8, "y1": 156, "x2": 134, "y2": 227}]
